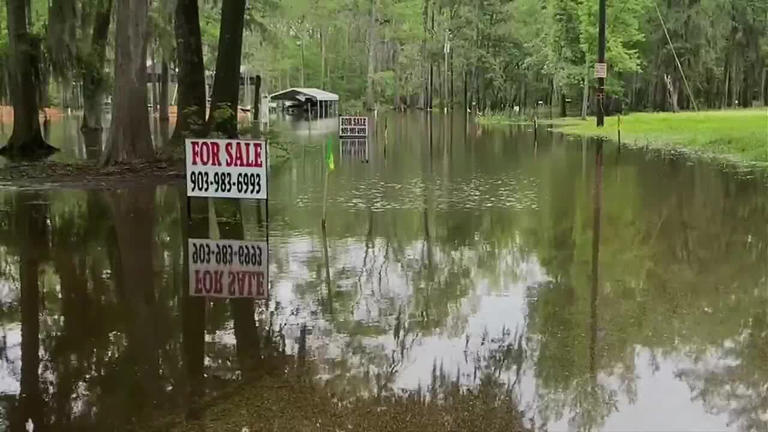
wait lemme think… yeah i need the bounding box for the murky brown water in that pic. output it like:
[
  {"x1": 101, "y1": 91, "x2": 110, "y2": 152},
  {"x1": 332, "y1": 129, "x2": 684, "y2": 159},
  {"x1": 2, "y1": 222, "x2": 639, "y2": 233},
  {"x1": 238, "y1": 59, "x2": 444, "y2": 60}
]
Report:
[{"x1": 0, "y1": 113, "x2": 767, "y2": 431}]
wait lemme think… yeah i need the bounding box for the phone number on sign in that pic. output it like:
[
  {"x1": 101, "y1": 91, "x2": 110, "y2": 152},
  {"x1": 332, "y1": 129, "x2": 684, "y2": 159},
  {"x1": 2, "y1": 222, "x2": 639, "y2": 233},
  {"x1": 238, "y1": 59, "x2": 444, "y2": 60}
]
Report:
[
  {"x1": 189, "y1": 171, "x2": 262, "y2": 195},
  {"x1": 191, "y1": 242, "x2": 263, "y2": 267}
]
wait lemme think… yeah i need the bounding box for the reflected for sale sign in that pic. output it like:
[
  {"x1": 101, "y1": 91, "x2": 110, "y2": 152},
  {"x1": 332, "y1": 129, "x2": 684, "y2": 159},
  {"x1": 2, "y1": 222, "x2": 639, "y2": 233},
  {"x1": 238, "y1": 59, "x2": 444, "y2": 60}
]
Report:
[
  {"x1": 189, "y1": 238, "x2": 268, "y2": 299},
  {"x1": 185, "y1": 139, "x2": 267, "y2": 199}
]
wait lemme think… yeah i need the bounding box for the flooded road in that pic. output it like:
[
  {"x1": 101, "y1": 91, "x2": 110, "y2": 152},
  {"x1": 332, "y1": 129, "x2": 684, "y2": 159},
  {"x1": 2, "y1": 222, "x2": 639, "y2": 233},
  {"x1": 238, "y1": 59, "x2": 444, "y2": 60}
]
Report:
[{"x1": 1, "y1": 113, "x2": 767, "y2": 430}]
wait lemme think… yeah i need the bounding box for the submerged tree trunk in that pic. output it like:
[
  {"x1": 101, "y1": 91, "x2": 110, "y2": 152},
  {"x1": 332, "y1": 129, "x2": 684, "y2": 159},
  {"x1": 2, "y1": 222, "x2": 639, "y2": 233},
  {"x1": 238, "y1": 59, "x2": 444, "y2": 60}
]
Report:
[
  {"x1": 320, "y1": 28, "x2": 326, "y2": 89},
  {"x1": 172, "y1": 0, "x2": 207, "y2": 142},
  {"x1": 207, "y1": 0, "x2": 246, "y2": 138},
  {"x1": 581, "y1": 63, "x2": 589, "y2": 120},
  {"x1": 365, "y1": 0, "x2": 376, "y2": 111},
  {"x1": 151, "y1": 46, "x2": 159, "y2": 113},
  {"x1": 664, "y1": 74, "x2": 680, "y2": 112},
  {"x1": 159, "y1": 60, "x2": 169, "y2": 122},
  {"x1": 81, "y1": 0, "x2": 113, "y2": 131},
  {"x1": 1, "y1": 0, "x2": 56, "y2": 159},
  {"x1": 101, "y1": 0, "x2": 153, "y2": 164}
]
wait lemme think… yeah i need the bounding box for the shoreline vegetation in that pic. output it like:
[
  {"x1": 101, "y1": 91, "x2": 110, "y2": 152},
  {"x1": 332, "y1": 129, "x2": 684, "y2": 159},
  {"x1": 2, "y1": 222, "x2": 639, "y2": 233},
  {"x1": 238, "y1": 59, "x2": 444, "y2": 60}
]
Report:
[
  {"x1": 0, "y1": 108, "x2": 764, "y2": 189},
  {"x1": 143, "y1": 370, "x2": 530, "y2": 432},
  {"x1": 479, "y1": 108, "x2": 768, "y2": 164}
]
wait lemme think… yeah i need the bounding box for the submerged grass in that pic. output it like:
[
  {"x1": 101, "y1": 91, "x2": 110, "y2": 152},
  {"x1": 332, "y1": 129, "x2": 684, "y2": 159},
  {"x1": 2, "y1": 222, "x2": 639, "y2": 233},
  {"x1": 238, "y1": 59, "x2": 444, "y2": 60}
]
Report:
[
  {"x1": 156, "y1": 375, "x2": 530, "y2": 432},
  {"x1": 554, "y1": 108, "x2": 768, "y2": 164},
  {"x1": 477, "y1": 112, "x2": 532, "y2": 125}
]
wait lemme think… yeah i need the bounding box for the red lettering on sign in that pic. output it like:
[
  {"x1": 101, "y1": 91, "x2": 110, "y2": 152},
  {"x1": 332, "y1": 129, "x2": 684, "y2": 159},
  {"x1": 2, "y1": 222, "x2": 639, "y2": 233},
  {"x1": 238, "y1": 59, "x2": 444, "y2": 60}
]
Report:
[
  {"x1": 254, "y1": 143, "x2": 262, "y2": 167},
  {"x1": 244, "y1": 142, "x2": 253, "y2": 167},
  {"x1": 234, "y1": 144, "x2": 244, "y2": 167},
  {"x1": 203, "y1": 271, "x2": 213, "y2": 294},
  {"x1": 210, "y1": 142, "x2": 221, "y2": 166},
  {"x1": 228, "y1": 272, "x2": 236, "y2": 296},
  {"x1": 255, "y1": 272, "x2": 265, "y2": 297},
  {"x1": 191, "y1": 141, "x2": 200, "y2": 165},
  {"x1": 191, "y1": 141, "x2": 223, "y2": 166},
  {"x1": 225, "y1": 142, "x2": 233, "y2": 167},
  {"x1": 213, "y1": 270, "x2": 223, "y2": 294},
  {"x1": 194, "y1": 270, "x2": 204, "y2": 294}
]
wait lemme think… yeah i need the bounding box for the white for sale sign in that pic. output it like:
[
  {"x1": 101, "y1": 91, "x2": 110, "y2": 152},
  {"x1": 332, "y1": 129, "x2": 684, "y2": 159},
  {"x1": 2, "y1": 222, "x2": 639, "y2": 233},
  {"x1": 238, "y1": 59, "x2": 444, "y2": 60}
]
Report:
[
  {"x1": 339, "y1": 116, "x2": 368, "y2": 137},
  {"x1": 189, "y1": 238, "x2": 268, "y2": 299},
  {"x1": 594, "y1": 63, "x2": 607, "y2": 78},
  {"x1": 186, "y1": 139, "x2": 267, "y2": 199}
]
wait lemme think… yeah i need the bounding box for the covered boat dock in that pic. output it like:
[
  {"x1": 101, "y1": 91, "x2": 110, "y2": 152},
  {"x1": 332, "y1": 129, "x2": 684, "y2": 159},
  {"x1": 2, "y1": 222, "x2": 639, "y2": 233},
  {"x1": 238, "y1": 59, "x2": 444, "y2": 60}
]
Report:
[{"x1": 269, "y1": 88, "x2": 339, "y2": 118}]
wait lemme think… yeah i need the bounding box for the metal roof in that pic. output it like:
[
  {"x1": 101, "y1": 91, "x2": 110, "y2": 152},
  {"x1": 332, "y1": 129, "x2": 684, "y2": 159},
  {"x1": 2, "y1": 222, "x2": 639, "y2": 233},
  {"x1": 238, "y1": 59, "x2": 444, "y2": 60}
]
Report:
[{"x1": 269, "y1": 88, "x2": 339, "y2": 102}]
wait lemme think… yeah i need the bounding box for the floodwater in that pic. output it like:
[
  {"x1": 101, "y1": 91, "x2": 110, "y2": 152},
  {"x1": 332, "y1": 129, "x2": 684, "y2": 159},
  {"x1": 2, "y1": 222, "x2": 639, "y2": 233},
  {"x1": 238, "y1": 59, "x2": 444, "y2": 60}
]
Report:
[{"x1": 1, "y1": 112, "x2": 767, "y2": 431}]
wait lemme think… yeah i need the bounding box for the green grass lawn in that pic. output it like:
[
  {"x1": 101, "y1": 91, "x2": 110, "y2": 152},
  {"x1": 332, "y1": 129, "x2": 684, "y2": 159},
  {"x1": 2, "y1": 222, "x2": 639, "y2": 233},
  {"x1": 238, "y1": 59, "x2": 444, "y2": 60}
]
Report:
[{"x1": 554, "y1": 108, "x2": 768, "y2": 164}]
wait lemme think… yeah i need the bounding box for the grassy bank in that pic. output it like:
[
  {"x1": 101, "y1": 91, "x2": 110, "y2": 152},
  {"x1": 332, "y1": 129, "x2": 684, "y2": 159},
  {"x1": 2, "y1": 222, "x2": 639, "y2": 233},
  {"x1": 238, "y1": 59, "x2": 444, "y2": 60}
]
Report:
[{"x1": 554, "y1": 109, "x2": 768, "y2": 163}]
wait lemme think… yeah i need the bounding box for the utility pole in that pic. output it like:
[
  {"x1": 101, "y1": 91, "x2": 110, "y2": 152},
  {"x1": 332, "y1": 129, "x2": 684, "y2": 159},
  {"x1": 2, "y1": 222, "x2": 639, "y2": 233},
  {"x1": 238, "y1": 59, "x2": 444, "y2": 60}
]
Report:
[{"x1": 596, "y1": 0, "x2": 606, "y2": 127}]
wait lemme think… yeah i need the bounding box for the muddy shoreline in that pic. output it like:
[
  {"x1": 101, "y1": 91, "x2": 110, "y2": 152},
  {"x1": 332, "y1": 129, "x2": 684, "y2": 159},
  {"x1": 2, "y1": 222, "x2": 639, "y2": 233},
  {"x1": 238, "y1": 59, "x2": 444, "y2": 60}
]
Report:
[{"x1": 0, "y1": 159, "x2": 186, "y2": 190}]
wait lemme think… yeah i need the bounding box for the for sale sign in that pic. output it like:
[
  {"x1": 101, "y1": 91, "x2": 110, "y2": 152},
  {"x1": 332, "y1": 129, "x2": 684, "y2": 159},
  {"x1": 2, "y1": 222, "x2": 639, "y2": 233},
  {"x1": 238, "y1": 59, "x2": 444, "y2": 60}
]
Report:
[
  {"x1": 339, "y1": 116, "x2": 368, "y2": 137},
  {"x1": 189, "y1": 238, "x2": 268, "y2": 299},
  {"x1": 185, "y1": 139, "x2": 267, "y2": 199}
]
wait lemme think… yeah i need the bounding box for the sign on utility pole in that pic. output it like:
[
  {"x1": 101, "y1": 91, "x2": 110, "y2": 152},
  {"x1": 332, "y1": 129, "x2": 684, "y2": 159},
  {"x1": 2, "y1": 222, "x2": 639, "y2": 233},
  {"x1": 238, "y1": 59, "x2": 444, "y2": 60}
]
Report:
[
  {"x1": 596, "y1": 0, "x2": 607, "y2": 127},
  {"x1": 594, "y1": 63, "x2": 607, "y2": 79}
]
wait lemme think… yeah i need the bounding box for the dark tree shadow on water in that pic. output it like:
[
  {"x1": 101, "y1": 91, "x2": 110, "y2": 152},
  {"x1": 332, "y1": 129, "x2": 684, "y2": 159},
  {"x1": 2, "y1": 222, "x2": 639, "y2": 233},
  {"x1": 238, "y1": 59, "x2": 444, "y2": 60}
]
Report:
[{"x1": 8, "y1": 193, "x2": 48, "y2": 431}]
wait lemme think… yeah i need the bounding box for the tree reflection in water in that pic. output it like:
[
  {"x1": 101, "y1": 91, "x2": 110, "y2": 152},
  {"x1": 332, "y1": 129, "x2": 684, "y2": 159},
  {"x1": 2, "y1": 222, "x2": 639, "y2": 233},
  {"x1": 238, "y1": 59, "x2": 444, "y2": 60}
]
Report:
[{"x1": 0, "y1": 115, "x2": 767, "y2": 429}]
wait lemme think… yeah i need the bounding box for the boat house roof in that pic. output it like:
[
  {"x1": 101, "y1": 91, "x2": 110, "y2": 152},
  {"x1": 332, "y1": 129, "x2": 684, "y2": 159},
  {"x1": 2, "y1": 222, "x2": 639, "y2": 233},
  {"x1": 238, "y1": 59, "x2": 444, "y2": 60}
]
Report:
[{"x1": 269, "y1": 88, "x2": 339, "y2": 102}]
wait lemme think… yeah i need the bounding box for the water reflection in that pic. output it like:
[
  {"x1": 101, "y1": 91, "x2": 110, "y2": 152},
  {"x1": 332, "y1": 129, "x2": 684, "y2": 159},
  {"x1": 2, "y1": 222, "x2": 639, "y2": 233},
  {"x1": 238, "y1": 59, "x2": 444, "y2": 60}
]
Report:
[{"x1": 0, "y1": 113, "x2": 766, "y2": 430}]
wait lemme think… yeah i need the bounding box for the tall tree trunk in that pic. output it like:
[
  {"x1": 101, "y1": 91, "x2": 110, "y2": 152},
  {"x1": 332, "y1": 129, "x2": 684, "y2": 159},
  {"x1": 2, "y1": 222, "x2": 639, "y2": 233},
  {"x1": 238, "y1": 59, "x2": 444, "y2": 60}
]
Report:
[
  {"x1": 365, "y1": 0, "x2": 376, "y2": 111},
  {"x1": 393, "y1": 48, "x2": 400, "y2": 110},
  {"x1": 1, "y1": 0, "x2": 55, "y2": 159},
  {"x1": 252, "y1": 74, "x2": 261, "y2": 122},
  {"x1": 320, "y1": 28, "x2": 326, "y2": 88},
  {"x1": 151, "y1": 46, "x2": 159, "y2": 113},
  {"x1": 581, "y1": 62, "x2": 589, "y2": 119},
  {"x1": 299, "y1": 37, "x2": 305, "y2": 87},
  {"x1": 171, "y1": 0, "x2": 206, "y2": 142},
  {"x1": 664, "y1": 74, "x2": 679, "y2": 112},
  {"x1": 463, "y1": 69, "x2": 468, "y2": 112},
  {"x1": 81, "y1": 0, "x2": 113, "y2": 131},
  {"x1": 207, "y1": 0, "x2": 246, "y2": 138},
  {"x1": 159, "y1": 61, "x2": 170, "y2": 121},
  {"x1": 101, "y1": 0, "x2": 153, "y2": 165},
  {"x1": 47, "y1": 0, "x2": 76, "y2": 81}
]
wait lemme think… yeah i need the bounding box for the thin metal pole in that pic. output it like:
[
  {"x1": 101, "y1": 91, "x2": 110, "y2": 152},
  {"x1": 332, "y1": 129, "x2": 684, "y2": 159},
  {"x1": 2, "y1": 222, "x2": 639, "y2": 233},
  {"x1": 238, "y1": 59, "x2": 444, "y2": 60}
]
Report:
[
  {"x1": 654, "y1": 1, "x2": 698, "y2": 111},
  {"x1": 265, "y1": 138, "x2": 270, "y2": 302},
  {"x1": 321, "y1": 169, "x2": 329, "y2": 228}
]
